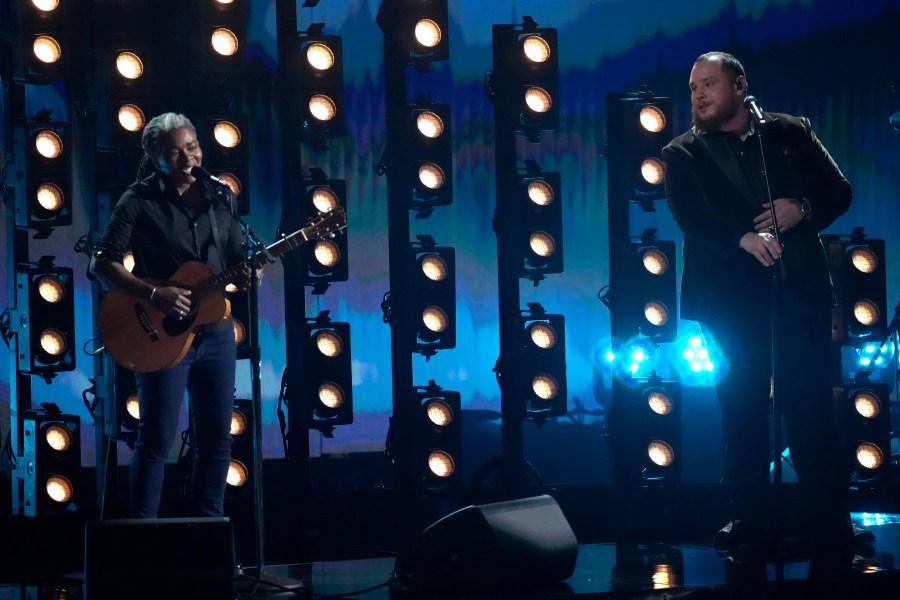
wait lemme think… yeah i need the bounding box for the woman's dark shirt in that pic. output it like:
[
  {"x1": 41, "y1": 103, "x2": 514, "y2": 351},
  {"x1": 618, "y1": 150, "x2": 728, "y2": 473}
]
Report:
[{"x1": 92, "y1": 171, "x2": 246, "y2": 279}]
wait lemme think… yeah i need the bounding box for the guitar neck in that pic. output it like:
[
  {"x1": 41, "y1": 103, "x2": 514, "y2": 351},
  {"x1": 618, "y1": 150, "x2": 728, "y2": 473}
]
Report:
[
  {"x1": 188, "y1": 207, "x2": 345, "y2": 301},
  {"x1": 189, "y1": 226, "x2": 311, "y2": 301}
]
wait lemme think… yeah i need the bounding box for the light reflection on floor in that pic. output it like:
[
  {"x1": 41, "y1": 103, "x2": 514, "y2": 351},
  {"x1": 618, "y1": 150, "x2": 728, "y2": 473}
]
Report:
[{"x1": 856, "y1": 512, "x2": 900, "y2": 526}]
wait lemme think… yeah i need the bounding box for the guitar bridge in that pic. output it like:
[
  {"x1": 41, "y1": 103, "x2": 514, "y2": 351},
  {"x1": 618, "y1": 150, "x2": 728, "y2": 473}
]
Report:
[{"x1": 134, "y1": 303, "x2": 160, "y2": 342}]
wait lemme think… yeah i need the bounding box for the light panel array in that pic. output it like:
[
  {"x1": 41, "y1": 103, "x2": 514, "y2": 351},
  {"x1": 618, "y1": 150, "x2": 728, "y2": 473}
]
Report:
[
  {"x1": 835, "y1": 382, "x2": 891, "y2": 488},
  {"x1": 617, "y1": 235, "x2": 677, "y2": 343},
  {"x1": 606, "y1": 94, "x2": 672, "y2": 210},
  {"x1": 415, "y1": 387, "x2": 461, "y2": 487},
  {"x1": 203, "y1": 116, "x2": 250, "y2": 215},
  {"x1": 824, "y1": 233, "x2": 887, "y2": 345},
  {"x1": 608, "y1": 377, "x2": 682, "y2": 485},
  {"x1": 409, "y1": 244, "x2": 456, "y2": 355},
  {"x1": 15, "y1": 259, "x2": 76, "y2": 378},
  {"x1": 16, "y1": 123, "x2": 72, "y2": 234},
  {"x1": 520, "y1": 310, "x2": 567, "y2": 418},
  {"x1": 22, "y1": 408, "x2": 81, "y2": 517},
  {"x1": 300, "y1": 173, "x2": 349, "y2": 291},
  {"x1": 298, "y1": 26, "x2": 345, "y2": 140},
  {"x1": 407, "y1": 100, "x2": 453, "y2": 217},
  {"x1": 305, "y1": 317, "x2": 354, "y2": 430}
]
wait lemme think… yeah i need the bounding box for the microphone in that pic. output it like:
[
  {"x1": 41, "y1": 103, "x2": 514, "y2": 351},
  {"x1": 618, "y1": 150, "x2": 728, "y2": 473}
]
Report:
[
  {"x1": 744, "y1": 95, "x2": 766, "y2": 124},
  {"x1": 190, "y1": 166, "x2": 228, "y2": 187}
]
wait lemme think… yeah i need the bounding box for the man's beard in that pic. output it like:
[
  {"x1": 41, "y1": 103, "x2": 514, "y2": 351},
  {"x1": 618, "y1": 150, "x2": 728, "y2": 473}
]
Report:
[{"x1": 692, "y1": 96, "x2": 741, "y2": 131}]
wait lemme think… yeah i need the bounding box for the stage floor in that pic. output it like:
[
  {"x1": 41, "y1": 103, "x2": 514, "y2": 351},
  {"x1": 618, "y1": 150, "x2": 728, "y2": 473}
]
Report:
[{"x1": 1, "y1": 512, "x2": 898, "y2": 599}]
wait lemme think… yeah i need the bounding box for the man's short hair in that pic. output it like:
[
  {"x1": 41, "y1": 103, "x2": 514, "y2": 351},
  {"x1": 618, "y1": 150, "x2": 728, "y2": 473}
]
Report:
[{"x1": 695, "y1": 51, "x2": 746, "y2": 81}]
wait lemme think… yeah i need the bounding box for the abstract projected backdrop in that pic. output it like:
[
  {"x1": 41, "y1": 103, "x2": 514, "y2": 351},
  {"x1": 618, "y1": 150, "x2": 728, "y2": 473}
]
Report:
[{"x1": 1, "y1": 0, "x2": 899, "y2": 485}]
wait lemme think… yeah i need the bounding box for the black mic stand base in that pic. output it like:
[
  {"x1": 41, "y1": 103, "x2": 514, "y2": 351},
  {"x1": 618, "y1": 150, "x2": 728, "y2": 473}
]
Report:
[{"x1": 235, "y1": 566, "x2": 307, "y2": 598}]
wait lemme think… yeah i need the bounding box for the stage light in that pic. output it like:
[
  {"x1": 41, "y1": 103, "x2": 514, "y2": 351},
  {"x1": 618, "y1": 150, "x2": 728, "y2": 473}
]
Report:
[
  {"x1": 211, "y1": 28, "x2": 239, "y2": 57},
  {"x1": 516, "y1": 163, "x2": 563, "y2": 281},
  {"x1": 823, "y1": 230, "x2": 887, "y2": 344},
  {"x1": 32, "y1": 0, "x2": 60, "y2": 11},
  {"x1": 292, "y1": 170, "x2": 349, "y2": 292},
  {"x1": 23, "y1": 0, "x2": 68, "y2": 81},
  {"x1": 406, "y1": 99, "x2": 453, "y2": 217},
  {"x1": 200, "y1": 0, "x2": 246, "y2": 72},
  {"x1": 377, "y1": 0, "x2": 449, "y2": 71},
  {"x1": 412, "y1": 383, "x2": 461, "y2": 487},
  {"x1": 225, "y1": 287, "x2": 251, "y2": 360},
  {"x1": 305, "y1": 313, "x2": 353, "y2": 431},
  {"x1": 15, "y1": 122, "x2": 72, "y2": 234},
  {"x1": 111, "y1": 363, "x2": 140, "y2": 446},
  {"x1": 115, "y1": 51, "x2": 143, "y2": 79},
  {"x1": 606, "y1": 92, "x2": 673, "y2": 210},
  {"x1": 15, "y1": 257, "x2": 76, "y2": 379},
  {"x1": 613, "y1": 232, "x2": 677, "y2": 343},
  {"x1": 105, "y1": 45, "x2": 153, "y2": 149},
  {"x1": 607, "y1": 375, "x2": 682, "y2": 485},
  {"x1": 227, "y1": 399, "x2": 254, "y2": 493},
  {"x1": 203, "y1": 115, "x2": 249, "y2": 214},
  {"x1": 33, "y1": 35, "x2": 61, "y2": 64},
  {"x1": 520, "y1": 306, "x2": 567, "y2": 419},
  {"x1": 408, "y1": 240, "x2": 456, "y2": 356},
  {"x1": 22, "y1": 405, "x2": 81, "y2": 517},
  {"x1": 835, "y1": 382, "x2": 891, "y2": 488},
  {"x1": 491, "y1": 19, "x2": 559, "y2": 139},
  {"x1": 298, "y1": 25, "x2": 344, "y2": 140}
]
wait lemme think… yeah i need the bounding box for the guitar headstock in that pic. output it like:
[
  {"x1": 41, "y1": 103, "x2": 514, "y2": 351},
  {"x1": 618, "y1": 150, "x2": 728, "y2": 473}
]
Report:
[{"x1": 304, "y1": 207, "x2": 347, "y2": 240}]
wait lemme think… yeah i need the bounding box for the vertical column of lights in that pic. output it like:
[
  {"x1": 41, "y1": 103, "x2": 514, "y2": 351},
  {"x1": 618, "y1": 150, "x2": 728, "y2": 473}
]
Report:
[
  {"x1": 6, "y1": 0, "x2": 79, "y2": 516},
  {"x1": 822, "y1": 230, "x2": 892, "y2": 488},
  {"x1": 604, "y1": 91, "x2": 680, "y2": 486},
  {"x1": 291, "y1": 26, "x2": 353, "y2": 439},
  {"x1": 489, "y1": 18, "x2": 563, "y2": 486},
  {"x1": 406, "y1": 240, "x2": 459, "y2": 487},
  {"x1": 88, "y1": 0, "x2": 154, "y2": 510},
  {"x1": 272, "y1": 0, "x2": 350, "y2": 511},
  {"x1": 102, "y1": 0, "x2": 154, "y2": 165},
  {"x1": 377, "y1": 0, "x2": 458, "y2": 491},
  {"x1": 605, "y1": 93, "x2": 675, "y2": 346},
  {"x1": 22, "y1": 405, "x2": 81, "y2": 517},
  {"x1": 199, "y1": 0, "x2": 249, "y2": 214}
]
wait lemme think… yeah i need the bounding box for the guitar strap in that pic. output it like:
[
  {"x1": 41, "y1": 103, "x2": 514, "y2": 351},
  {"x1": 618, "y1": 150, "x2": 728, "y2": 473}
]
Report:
[{"x1": 207, "y1": 201, "x2": 227, "y2": 274}]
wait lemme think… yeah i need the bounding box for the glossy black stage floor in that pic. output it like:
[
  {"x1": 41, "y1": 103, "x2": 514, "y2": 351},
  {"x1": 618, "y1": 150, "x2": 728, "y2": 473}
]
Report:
[
  {"x1": 2, "y1": 481, "x2": 900, "y2": 599},
  {"x1": 1, "y1": 515, "x2": 898, "y2": 599}
]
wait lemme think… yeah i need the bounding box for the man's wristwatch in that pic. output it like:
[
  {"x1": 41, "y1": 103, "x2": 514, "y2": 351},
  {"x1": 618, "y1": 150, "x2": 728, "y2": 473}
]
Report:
[{"x1": 799, "y1": 198, "x2": 812, "y2": 219}]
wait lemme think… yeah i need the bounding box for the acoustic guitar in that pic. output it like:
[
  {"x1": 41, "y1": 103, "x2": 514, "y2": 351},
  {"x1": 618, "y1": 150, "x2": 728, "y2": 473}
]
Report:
[{"x1": 98, "y1": 208, "x2": 346, "y2": 373}]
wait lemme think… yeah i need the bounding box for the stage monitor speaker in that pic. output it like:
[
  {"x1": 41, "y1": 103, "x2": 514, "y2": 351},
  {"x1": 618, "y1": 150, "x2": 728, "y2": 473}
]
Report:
[
  {"x1": 395, "y1": 494, "x2": 578, "y2": 592},
  {"x1": 84, "y1": 517, "x2": 236, "y2": 600}
]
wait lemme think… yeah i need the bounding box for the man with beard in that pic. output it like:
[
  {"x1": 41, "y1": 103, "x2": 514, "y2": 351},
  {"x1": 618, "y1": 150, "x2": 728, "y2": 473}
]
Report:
[{"x1": 662, "y1": 51, "x2": 871, "y2": 560}]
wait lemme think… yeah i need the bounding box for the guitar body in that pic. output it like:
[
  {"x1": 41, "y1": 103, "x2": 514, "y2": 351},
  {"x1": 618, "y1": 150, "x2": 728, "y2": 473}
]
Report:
[{"x1": 98, "y1": 261, "x2": 230, "y2": 373}]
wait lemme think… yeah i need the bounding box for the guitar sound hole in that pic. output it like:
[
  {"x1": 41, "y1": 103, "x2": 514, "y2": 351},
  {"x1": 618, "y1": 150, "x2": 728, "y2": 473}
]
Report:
[{"x1": 162, "y1": 312, "x2": 196, "y2": 337}]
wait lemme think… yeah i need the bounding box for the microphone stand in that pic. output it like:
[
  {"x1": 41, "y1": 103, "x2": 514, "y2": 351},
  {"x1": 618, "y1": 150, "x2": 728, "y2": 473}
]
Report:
[
  {"x1": 229, "y1": 205, "x2": 304, "y2": 596},
  {"x1": 749, "y1": 105, "x2": 787, "y2": 574}
]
